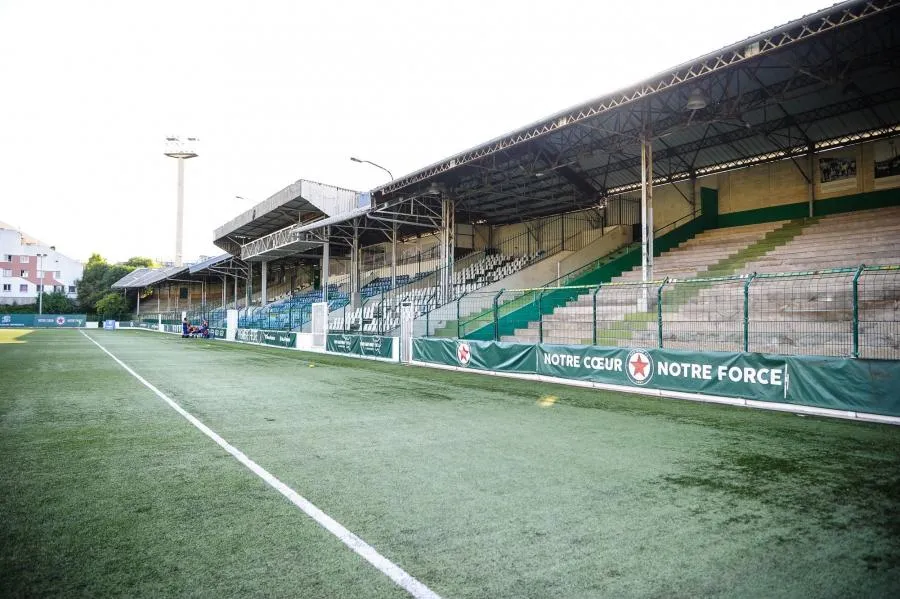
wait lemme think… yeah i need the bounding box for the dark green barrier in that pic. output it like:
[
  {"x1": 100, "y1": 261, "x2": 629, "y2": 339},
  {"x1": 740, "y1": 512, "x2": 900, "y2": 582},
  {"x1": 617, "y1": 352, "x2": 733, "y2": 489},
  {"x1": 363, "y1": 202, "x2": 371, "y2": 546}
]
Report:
[
  {"x1": 785, "y1": 355, "x2": 900, "y2": 416},
  {"x1": 0, "y1": 314, "x2": 86, "y2": 328},
  {"x1": 328, "y1": 334, "x2": 393, "y2": 358},
  {"x1": 327, "y1": 334, "x2": 359, "y2": 354},
  {"x1": 0, "y1": 314, "x2": 32, "y2": 327},
  {"x1": 358, "y1": 335, "x2": 393, "y2": 358},
  {"x1": 538, "y1": 344, "x2": 788, "y2": 403},
  {"x1": 412, "y1": 338, "x2": 900, "y2": 417},
  {"x1": 412, "y1": 337, "x2": 537, "y2": 373},
  {"x1": 33, "y1": 315, "x2": 86, "y2": 328},
  {"x1": 260, "y1": 331, "x2": 296, "y2": 348}
]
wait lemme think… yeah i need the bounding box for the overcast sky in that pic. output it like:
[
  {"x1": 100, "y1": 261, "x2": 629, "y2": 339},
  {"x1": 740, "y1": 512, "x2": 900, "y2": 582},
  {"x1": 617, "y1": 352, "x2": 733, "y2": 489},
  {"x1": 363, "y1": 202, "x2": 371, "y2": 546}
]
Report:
[{"x1": 0, "y1": 0, "x2": 831, "y2": 263}]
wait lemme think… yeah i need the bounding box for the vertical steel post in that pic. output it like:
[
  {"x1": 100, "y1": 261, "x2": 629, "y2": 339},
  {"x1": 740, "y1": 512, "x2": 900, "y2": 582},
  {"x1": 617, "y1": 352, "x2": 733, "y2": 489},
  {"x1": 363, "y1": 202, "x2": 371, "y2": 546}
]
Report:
[
  {"x1": 175, "y1": 157, "x2": 184, "y2": 267},
  {"x1": 640, "y1": 131, "x2": 654, "y2": 311},
  {"x1": 492, "y1": 289, "x2": 504, "y2": 342},
  {"x1": 851, "y1": 264, "x2": 865, "y2": 358},
  {"x1": 538, "y1": 290, "x2": 544, "y2": 344},
  {"x1": 456, "y1": 290, "x2": 469, "y2": 339},
  {"x1": 743, "y1": 273, "x2": 757, "y2": 352},
  {"x1": 657, "y1": 278, "x2": 668, "y2": 348},
  {"x1": 592, "y1": 285, "x2": 601, "y2": 346}
]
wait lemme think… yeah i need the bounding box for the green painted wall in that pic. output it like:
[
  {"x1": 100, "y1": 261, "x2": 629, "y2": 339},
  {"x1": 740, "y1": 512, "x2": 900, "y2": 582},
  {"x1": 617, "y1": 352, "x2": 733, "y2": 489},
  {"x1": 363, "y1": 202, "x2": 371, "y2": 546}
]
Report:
[{"x1": 716, "y1": 187, "x2": 900, "y2": 229}]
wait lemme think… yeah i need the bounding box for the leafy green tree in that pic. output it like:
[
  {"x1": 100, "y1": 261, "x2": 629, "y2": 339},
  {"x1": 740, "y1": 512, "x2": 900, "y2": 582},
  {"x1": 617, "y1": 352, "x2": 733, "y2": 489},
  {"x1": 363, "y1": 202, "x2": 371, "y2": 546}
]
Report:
[
  {"x1": 123, "y1": 257, "x2": 156, "y2": 269},
  {"x1": 77, "y1": 254, "x2": 151, "y2": 314},
  {"x1": 95, "y1": 293, "x2": 128, "y2": 319},
  {"x1": 76, "y1": 253, "x2": 112, "y2": 313},
  {"x1": 39, "y1": 291, "x2": 77, "y2": 314}
]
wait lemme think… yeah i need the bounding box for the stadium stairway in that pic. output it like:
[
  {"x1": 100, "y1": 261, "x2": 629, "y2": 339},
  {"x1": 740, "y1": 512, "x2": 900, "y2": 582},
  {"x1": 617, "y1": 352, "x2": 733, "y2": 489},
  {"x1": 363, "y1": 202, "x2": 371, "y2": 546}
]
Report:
[
  {"x1": 504, "y1": 206, "x2": 900, "y2": 357},
  {"x1": 503, "y1": 220, "x2": 801, "y2": 344},
  {"x1": 427, "y1": 226, "x2": 633, "y2": 337}
]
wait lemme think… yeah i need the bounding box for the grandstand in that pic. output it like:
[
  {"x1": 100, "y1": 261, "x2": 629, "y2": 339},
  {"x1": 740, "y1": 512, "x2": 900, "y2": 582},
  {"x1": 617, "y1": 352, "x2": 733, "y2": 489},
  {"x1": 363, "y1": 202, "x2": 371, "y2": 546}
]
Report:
[
  {"x1": 499, "y1": 205, "x2": 900, "y2": 357},
  {"x1": 76, "y1": 3, "x2": 900, "y2": 597},
  {"x1": 116, "y1": 0, "x2": 900, "y2": 374}
]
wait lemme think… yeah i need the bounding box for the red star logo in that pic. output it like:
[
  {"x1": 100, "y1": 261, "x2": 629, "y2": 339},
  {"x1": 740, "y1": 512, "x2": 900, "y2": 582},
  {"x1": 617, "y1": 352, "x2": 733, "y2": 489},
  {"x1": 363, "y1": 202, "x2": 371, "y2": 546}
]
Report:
[
  {"x1": 458, "y1": 345, "x2": 470, "y2": 363},
  {"x1": 630, "y1": 354, "x2": 649, "y2": 378}
]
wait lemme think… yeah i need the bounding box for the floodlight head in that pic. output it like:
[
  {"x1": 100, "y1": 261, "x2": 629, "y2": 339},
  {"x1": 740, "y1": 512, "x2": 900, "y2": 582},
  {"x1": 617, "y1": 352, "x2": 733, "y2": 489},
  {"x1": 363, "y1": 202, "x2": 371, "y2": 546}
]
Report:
[
  {"x1": 686, "y1": 88, "x2": 708, "y2": 111},
  {"x1": 350, "y1": 156, "x2": 362, "y2": 163},
  {"x1": 164, "y1": 135, "x2": 199, "y2": 159}
]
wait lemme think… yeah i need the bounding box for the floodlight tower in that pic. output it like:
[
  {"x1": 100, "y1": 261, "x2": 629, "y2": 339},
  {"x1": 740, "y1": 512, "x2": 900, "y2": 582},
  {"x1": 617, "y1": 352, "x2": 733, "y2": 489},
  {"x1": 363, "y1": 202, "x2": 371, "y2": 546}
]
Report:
[{"x1": 164, "y1": 136, "x2": 199, "y2": 267}]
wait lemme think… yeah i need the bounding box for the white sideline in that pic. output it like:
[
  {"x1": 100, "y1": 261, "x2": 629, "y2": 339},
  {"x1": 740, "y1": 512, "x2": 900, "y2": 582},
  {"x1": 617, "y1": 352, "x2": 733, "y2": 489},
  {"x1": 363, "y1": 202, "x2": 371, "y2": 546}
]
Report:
[{"x1": 79, "y1": 331, "x2": 441, "y2": 599}]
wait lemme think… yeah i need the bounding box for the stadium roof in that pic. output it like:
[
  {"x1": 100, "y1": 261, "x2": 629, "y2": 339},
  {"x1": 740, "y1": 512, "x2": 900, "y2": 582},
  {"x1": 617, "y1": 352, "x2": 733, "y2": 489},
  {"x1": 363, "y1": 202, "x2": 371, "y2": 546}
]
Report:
[
  {"x1": 188, "y1": 253, "x2": 232, "y2": 274},
  {"x1": 371, "y1": 0, "x2": 900, "y2": 225},
  {"x1": 112, "y1": 254, "x2": 256, "y2": 289},
  {"x1": 111, "y1": 265, "x2": 188, "y2": 289},
  {"x1": 213, "y1": 180, "x2": 365, "y2": 254}
]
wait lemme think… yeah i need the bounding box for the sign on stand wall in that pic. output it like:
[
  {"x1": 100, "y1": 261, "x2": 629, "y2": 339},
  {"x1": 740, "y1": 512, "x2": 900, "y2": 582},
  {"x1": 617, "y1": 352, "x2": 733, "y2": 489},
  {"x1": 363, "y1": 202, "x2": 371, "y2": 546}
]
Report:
[
  {"x1": 412, "y1": 338, "x2": 900, "y2": 417},
  {"x1": 326, "y1": 334, "x2": 394, "y2": 359},
  {"x1": 0, "y1": 314, "x2": 86, "y2": 328}
]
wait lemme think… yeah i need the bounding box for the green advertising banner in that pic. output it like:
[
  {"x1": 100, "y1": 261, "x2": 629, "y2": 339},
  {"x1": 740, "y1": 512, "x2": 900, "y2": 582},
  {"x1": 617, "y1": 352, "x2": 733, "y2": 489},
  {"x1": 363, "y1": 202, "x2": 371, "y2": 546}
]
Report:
[
  {"x1": 328, "y1": 334, "x2": 394, "y2": 359},
  {"x1": 260, "y1": 331, "x2": 296, "y2": 348},
  {"x1": 785, "y1": 355, "x2": 900, "y2": 417},
  {"x1": 0, "y1": 314, "x2": 86, "y2": 328},
  {"x1": 411, "y1": 337, "x2": 537, "y2": 373},
  {"x1": 357, "y1": 335, "x2": 394, "y2": 358},
  {"x1": 412, "y1": 338, "x2": 900, "y2": 417},
  {"x1": 537, "y1": 344, "x2": 789, "y2": 404},
  {"x1": 33, "y1": 315, "x2": 86, "y2": 328},
  {"x1": 327, "y1": 334, "x2": 359, "y2": 354},
  {"x1": 235, "y1": 328, "x2": 294, "y2": 347},
  {"x1": 0, "y1": 314, "x2": 33, "y2": 328}
]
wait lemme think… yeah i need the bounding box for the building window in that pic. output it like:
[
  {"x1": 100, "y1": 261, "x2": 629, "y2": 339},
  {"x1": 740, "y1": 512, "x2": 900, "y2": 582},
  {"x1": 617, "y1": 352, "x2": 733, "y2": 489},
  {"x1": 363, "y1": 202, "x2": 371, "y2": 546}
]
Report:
[
  {"x1": 3, "y1": 255, "x2": 11, "y2": 262},
  {"x1": 68, "y1": 285, "x2": 76, "y2": 293},
  {"x1": 2, "y1": 284, "x2": 10, "y2": 292},
  {"x1": 20, "y1": 256, "x2": 29, "y2": 263},
  {"x1": 54, "y1": 285, "x2": 63, "y2": 293},
  {"x1": 2, "y1": 269, "x2": 10, "y2": 277},
  {"x1": 19, "y1": 284, "x2": 28, "y2": 292},
  {"x1": 55, "y1": 271, "x2": 61, "y2": 278},
  {"x1": 20, "y1": 270, "x2": 27, "y2": 277}
]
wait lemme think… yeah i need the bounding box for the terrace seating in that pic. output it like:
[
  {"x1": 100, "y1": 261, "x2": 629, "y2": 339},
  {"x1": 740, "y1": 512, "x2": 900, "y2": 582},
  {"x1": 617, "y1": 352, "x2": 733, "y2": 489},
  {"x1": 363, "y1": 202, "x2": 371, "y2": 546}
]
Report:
[
  {"x1": 452, "y1": 253, "x2": 537, "y2": 296},
  {"x1": 501, "y1": 206, "x2": 900, "y2": 357},
  {"x1": 504, "y1": 221, "x2": 787, "y2": 344}
]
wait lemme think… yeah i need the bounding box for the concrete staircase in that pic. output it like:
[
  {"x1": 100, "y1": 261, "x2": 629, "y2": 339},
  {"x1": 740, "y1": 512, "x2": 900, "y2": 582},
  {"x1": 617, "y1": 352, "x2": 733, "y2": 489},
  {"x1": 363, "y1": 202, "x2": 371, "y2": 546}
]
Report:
[
  {"x1": 504, "y1": 206, "x2": 900, "y2": 358},
  {"x1": 503, "y1": 221, "x2": 792, "y2": 345}
]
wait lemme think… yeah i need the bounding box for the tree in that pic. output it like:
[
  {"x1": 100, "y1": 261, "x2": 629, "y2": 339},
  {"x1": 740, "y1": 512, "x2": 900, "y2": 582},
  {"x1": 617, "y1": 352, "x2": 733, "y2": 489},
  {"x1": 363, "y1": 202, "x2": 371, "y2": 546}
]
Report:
[
  {"x1": 77, "y1": 254, "x2": 151, "y2": 314},
  {"x1": 95, "y1": 293, "x2": 128, "y2": 319},
  {"x1": 123, "y1": 257, "x2": 156, "y2": 269},
  {"x1": 40, "y1": 291, "x2": 77, "y2": 314}
]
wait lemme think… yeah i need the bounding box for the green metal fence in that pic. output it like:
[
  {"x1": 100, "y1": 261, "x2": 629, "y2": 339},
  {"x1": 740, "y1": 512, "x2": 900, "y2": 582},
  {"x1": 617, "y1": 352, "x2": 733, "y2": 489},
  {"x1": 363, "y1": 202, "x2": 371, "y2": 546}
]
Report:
[{"x1": 442, "y1": 265, "x2": 900, "y2": 360}]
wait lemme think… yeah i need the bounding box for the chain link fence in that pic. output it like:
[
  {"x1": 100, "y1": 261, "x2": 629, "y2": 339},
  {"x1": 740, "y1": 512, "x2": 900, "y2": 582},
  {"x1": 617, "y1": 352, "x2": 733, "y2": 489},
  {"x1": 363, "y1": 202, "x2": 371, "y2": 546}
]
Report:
[{"x1": 434, "y1": 265, "x2": 900, "y2": 359}]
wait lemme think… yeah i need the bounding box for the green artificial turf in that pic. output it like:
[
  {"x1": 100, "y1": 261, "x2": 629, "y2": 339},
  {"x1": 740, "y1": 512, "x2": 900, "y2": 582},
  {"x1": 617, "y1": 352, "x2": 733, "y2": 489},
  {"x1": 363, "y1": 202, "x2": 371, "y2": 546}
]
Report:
[{"x1": 2, "y1": 329, "x2": 899, "y2": 598}]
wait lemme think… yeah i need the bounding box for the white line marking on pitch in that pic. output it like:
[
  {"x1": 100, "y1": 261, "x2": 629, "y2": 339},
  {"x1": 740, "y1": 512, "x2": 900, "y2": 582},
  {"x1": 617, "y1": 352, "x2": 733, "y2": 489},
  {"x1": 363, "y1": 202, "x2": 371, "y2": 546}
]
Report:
[{"x1": 80, "y1": 331, "x2": 441, "y2": 599}]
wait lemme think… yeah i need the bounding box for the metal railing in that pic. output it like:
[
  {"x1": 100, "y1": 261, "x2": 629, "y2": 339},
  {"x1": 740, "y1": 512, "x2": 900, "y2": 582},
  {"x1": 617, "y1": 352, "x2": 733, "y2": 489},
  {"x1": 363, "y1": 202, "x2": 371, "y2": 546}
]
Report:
[{"x1": 436, "y1": 265, "x2": 900, "y2": 360}]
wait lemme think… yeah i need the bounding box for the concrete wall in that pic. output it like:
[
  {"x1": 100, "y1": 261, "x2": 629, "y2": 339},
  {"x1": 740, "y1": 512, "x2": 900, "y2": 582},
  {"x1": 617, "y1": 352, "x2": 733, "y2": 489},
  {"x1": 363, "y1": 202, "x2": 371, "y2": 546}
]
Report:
[{"x1": 714, "y1": 136, "x2": 900, "y2": 215}]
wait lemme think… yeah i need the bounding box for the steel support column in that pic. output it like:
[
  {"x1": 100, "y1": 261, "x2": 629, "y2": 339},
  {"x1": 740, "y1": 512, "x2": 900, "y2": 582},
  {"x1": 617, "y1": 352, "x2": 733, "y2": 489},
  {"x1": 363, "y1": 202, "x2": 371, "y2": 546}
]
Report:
[
  {"x1": 350, "y1": 221, "x2": 361, "y2": 308},
  {"x1": 391, "y1": 222, "x2": 398, "y2": 289},
  {"x1": 439, "y1": 195, "x2": 455, "y2": 303},
  {"x1": 261, "y1": 260, "x2": 268, "y2": 306},
  {"x1": 641, "y1": 132, "x2": 654, "y2": 310},
  {"x1": 322, "y1": 226, "x2": 330, "y2": 303},
  {"x1": 808, "y1": 151, "x2": 816, "y2": 217}
]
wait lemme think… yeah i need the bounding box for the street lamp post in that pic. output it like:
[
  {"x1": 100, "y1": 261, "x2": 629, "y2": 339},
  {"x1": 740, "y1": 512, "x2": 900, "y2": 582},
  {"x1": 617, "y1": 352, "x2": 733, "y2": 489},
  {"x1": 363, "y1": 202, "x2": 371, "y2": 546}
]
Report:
[
  {"x1": 164, "y1": 136, "x2": 199, "y2": 267},
  {"x1": 350, "y1": 156, "x2": 393, "y2": 180},
  {"x1": 36, "y1": 253, "x2": 47, "y2": 314}
]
